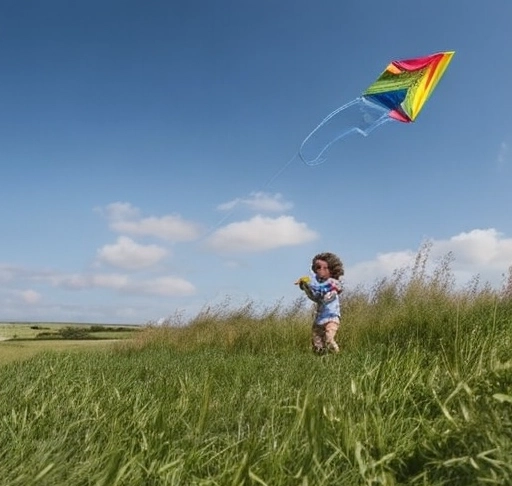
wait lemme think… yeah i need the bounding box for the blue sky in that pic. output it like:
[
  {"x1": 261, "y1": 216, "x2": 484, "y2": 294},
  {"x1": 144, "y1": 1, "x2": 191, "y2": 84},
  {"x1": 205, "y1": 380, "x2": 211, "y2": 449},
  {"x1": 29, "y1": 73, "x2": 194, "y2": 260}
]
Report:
[{"x1": 1, "y1": 0, "x2": 511, "y2": 324}]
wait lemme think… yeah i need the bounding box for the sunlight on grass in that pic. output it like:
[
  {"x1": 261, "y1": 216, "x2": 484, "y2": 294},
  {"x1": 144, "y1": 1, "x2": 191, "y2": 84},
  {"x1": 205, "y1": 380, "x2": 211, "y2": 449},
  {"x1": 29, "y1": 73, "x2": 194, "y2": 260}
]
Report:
[
  {"x1": 0, "y1": 340, "x2": 120, "y2": 366},
  {"x1": 1, "y1": 246, "x2": 511, "y2": 485}
]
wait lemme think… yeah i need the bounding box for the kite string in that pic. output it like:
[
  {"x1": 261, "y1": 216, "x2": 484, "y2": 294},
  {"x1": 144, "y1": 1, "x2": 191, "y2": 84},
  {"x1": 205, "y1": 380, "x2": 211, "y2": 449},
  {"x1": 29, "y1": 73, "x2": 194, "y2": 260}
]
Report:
[
  {"x1": 262, "y1": 151, "x2": 299, "y2": 189},
  {"x1": 200, "y1": 151, "x2": 299, "y2": 239},
  {"x1": 203, "y1": 97, "x2": 393, "y2": 236}
]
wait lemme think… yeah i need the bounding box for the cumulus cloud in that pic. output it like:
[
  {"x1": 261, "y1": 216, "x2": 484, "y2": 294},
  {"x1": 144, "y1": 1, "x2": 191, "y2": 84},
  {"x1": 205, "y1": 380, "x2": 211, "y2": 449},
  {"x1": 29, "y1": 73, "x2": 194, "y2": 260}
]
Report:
[
  {"x1": 432, "y1": 228, "x2": 512, "y2": 267},
  {"x1": 217, "y1": 192, "x2": 293, "y2": 213},
  {"x1": 96, "y1": 236, "x2": 168, "y2": 270},
  {"x1": 205, "y1": 215, "x2": 318, "y2": 252},
  {"x1": 98, "y1": 202, "x2": 202, "y2": 241},
  {"x1": 348, "y1": 228, "x2": 512, "y2": 289}
]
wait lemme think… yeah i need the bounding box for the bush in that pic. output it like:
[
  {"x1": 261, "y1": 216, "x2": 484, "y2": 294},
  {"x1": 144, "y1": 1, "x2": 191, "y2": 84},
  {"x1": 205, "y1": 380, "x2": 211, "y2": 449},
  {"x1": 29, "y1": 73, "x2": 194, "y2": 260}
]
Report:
[{"x1": 58, "y1": 327, "x2": 91, "y2": 340}]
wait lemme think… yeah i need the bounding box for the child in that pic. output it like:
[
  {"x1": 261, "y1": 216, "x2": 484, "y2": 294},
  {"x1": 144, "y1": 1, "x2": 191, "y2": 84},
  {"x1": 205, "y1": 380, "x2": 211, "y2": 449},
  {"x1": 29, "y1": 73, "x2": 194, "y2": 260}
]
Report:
[{"x1": 295, "y1": 252, "x2": 344, "y2": 354}]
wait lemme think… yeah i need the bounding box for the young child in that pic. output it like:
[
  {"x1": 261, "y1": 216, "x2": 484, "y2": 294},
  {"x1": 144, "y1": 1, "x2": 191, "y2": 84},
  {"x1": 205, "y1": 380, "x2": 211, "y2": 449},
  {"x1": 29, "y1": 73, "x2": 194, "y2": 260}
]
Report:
[{"x1": 295, "y1": 252, "x2": 344, "y2": 354}]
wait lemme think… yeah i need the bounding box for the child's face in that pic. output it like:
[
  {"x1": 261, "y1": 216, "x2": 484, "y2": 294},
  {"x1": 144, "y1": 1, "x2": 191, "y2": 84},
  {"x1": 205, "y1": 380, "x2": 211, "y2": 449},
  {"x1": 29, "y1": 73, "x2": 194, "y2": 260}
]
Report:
[{"x1": 313, "y1": 259, "x2": 331, "y2": 281}]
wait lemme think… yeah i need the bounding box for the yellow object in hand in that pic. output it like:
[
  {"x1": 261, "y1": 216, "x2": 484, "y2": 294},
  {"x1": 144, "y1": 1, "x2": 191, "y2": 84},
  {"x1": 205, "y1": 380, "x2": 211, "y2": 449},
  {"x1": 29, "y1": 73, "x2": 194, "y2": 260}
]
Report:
[{"x1": 294, "y1": 276, "x2": 311, "y2": 285}]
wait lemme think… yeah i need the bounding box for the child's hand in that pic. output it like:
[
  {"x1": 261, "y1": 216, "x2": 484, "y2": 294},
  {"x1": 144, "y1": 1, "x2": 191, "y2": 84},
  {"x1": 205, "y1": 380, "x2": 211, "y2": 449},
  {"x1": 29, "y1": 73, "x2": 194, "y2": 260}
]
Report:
[
  {"x1": 329, "y1": 279, "x2": 342, "y2": 293},
  {"x1": 294, "y1": 276, "x2": 310, "y2": 285},
  {"x1": 323, "y1": 290, "x2": 338, "y2": 303}
]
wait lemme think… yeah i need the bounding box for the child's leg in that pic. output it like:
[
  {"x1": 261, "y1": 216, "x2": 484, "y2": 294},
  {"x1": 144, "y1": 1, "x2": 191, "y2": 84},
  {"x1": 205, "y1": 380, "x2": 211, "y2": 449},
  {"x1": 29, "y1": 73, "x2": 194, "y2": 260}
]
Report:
[
  {"x1": 324, "y1": 321, "x2": 340, "y2": 353},
  {"x1": 311, "y1": 324, "x2": 326, "y2": 354}
]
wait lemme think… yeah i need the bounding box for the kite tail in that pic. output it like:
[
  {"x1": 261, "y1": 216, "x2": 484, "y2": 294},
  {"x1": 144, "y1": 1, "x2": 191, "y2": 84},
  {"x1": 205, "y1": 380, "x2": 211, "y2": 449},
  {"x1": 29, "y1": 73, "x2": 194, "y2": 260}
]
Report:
[{"x1": 299, "y1": 96, "x2": 393, "y2": 166}]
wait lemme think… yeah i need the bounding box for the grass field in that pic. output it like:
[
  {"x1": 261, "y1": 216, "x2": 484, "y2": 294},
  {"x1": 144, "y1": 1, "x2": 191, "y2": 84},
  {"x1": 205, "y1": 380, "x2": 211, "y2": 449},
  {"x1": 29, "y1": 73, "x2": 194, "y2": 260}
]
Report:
[
  {"x1": 1, "y1": 250, "x2": 511, "y2": 485},
  {"x1": 0, "y1": 339, "x2": 122, "y2": 365}
]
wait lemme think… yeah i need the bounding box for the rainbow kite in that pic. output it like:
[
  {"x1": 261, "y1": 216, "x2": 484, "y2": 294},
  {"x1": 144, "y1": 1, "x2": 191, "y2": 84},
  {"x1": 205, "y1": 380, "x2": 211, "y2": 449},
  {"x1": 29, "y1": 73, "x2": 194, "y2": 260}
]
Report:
[
  {"x1": 363, "y1": 51, "x2": 454, "y2": 123},
  {"x1": 299, "y1": 51, "x2": 455, "y2": 165}
]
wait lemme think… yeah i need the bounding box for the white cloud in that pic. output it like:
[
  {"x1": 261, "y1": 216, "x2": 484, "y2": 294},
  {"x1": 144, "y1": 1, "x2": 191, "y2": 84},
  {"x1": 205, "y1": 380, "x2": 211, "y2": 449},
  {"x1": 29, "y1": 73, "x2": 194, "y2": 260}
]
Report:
[
  {"x1": 349, "y1": 250, "x2": 417, "y2": 284},
  {"x1": 91, "y1": 274, "x2": 131, "y2": 289},
  {"x1": 112, "y1": 216, "x2": 200, "y2": 241},
  {"x1": 102, "y1": 201, "x2": 141, "y2": 221},
  {"x1": 45, "y1": 273, "x2": 129, "y2": 290},
  {"x1": 0, "y1": 298, "x2": 160, "y2": 325},
  {"x1": 348, "y1": 228, "x2": 512, "y2": 289},
  {"x1": 130, "y1": 277, "x2": 196, "y2": 296},
  {"x1": 205, "y1": 215, "x2": 318, "y2": 252},
  {"x1": 21, "y1": 289, "x2": 42, "y2": 304},
  {"x1": 96, "y1": 236, "x2": 168, "y2": 270},
  {"x1": 46, "y1": 272, "x2": 195, "y2": 296},
  {"x1": 432, "y1": 229, "x2": 512, "y2": 267},
  {"x1": 217, "y1": 192, "x2": 293, "y2": 213},
  {"x1": 99, "y1": 202, "x2": 201, "y2": 241}
]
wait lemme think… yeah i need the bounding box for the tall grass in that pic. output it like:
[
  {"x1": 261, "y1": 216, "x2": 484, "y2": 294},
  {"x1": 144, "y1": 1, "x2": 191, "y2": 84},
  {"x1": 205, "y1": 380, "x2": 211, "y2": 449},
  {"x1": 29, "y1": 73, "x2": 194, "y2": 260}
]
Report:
[{"x1": 1, "y1": 248, "x2": 511, "y2": 485}]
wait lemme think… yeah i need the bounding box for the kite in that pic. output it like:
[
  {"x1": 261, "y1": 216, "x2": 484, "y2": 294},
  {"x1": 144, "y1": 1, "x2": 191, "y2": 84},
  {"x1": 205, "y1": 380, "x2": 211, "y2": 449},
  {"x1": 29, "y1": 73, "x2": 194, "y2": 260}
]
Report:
[{"x1": 299, "y1": 51, "x2": 454, "y2": 166}]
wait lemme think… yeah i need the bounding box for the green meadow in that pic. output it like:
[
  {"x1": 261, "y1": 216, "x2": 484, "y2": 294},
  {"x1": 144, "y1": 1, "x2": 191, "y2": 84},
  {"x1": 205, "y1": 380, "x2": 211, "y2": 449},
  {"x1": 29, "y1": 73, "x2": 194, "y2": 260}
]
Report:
[{"x1": 1, "y1": 250, "x2": 511, "y2": 485}]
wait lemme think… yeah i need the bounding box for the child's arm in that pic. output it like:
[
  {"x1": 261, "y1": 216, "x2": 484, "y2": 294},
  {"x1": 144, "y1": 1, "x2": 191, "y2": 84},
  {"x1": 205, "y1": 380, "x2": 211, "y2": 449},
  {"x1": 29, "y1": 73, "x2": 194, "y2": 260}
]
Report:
[
  {"x1": 303, "y1": 278, "x2": 342, "y2": 303},
  {"x1": 295, "y1": 276, "x2": 322, "y2": 303}
]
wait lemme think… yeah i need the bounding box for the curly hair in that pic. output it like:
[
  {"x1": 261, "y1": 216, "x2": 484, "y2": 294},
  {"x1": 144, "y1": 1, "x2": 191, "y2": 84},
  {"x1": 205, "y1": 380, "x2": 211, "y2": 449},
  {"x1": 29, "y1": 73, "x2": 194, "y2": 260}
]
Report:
[{"x1": 311, "y1": 252, "x2": 344, "y2": 279}]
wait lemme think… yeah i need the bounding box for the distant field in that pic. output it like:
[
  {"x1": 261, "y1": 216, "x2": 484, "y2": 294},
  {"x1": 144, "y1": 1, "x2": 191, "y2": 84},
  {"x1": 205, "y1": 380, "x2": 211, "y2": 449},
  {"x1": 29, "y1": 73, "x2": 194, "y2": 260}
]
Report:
[
  {"x1": 0, "y1": 322, "x2": 66, "y2": 340},
  {"x1": 0, "y1": 322, "x2": 141, "y2": 365},
  {"x1": 0, "y1": 322, "x2": 141, "y2": 340}
]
